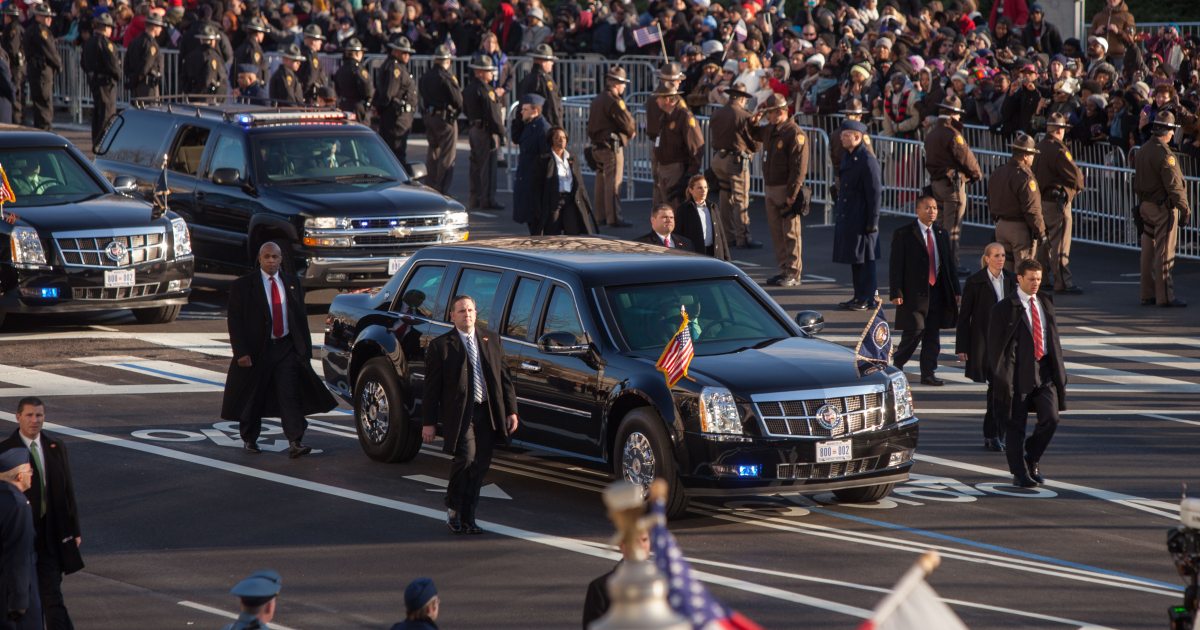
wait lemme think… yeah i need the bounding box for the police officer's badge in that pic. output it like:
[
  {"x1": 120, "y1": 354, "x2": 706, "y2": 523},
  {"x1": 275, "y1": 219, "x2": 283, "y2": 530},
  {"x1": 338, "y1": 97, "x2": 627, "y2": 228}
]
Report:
[
  {"x1": 1168, "y1": 156, "x2": 1176, "y2": 166},
  {"x1": 361, "y1": 69, "x2": 368, "y2": 78},
  {"x1": 955, "y1": 135, "x2": 963, "y2": 144},
  {"x1": 798, "y1": 134, "x2": 804, "y2": 144},
  {"x1": 286, "y1": 75, "x2": 292, "y2": 86},
  {"x1": 1029, "y1": 181, "x2": 1037, "y2": 191},
  {"x1": 1065, "y1": 150, "x2": 1072, "y2": 160},
  {"x1": 777, "y1": 141, "x2": 783, "y2": 148},
  {"x1": 254, "y1": 52, "x2": 260, "y2": 62},
  {"x1": 872, "y1": 320, "x2": 890, "y2": 347},
  {"x1": 488, "y1": 90, "x2": 496, "y2": 101},
  {"x1": 313, "y1": 58, "x2": 319, "y2": 67},
  {"x1": 393, "y1": 68, "x2": 400, "y2": 78},
  {"x1": 151, "y1": 46, "x2": 156, "y2": 55},
  {"x1": 211, "y1": 59, "x2": 218, "y2": 70},
  {"x1": 618, "y1": 100, "x2": 625, "y2": 110},
  {"x1": 547, "y1": 80, "x2": 553, "y2": 90},
  {"x1": 670, "y1": 121, "x2": 676, "y2": 129}
]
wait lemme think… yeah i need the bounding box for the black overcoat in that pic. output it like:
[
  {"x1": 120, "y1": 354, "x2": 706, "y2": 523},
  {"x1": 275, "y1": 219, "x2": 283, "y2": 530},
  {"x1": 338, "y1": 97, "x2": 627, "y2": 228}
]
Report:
[
  {"x1": 888, "y1": 219, "x2": 960, "y2": 330},
  {"x1": 534, "y1": 149, "x2": 599, "y2": 235},
  {"x1": 422, "y1": 328, "x2": 519, "y2": 454},
  {"x1": 673, "y1": 199, "x2": 730, "y2": 261},
  {"x1": 634, "y1": 231, "x2": 693, "y2": 250},
  {"x1": 221, "y1": 271, "x2": 338, "y2": 421},
  {"x1": 0, "y1": 429, "x2": 84, "y2": 575},
  {"x1": 832, "y1": 142, "x2": 882, "y2": 264},
  {"x1": 986, "y1": 291, "x2": 1068, "y2": 422},
  {"x1": 512, "y1": 114, "x2": 552, "y2": 225},
  {"x1": 0, "y1": 483, "x2": 39, "y2": 630},
  {"x1": 955, "y1": 267, "x2": 1017, "y2": 383}
]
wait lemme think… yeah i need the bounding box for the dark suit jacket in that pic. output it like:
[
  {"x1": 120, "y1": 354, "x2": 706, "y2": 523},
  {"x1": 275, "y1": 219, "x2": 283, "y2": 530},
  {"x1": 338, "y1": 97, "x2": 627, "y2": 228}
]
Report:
[
  {"x1": 0, "y1": 429, "x2": 84, "y2": 575},
  {"x1": 986, "y1": 290, "x2": 1068, "y2": 421},
  {"x1": 534, "y1": 150, "x2": 598, "y2": 235},
  {"x1": 220, "y1": 270, "x2": 337, "y2": 421},
  {"x1": 422, "y1": 327, "x2": 519, "y2": 454},
  {"x1": 673, "y1": 199, "x2": 730, "y2": 261},
  {"x1": 888, "y1": 219, "x2": 960, "y2": 330},
  {"x1": 955, "y1": 267, "x2": 1017, "y2": 383},
  {"x1": 633, "y1": 231, "x2": 693, "y2": 251},
  {"x1": 582, "y1": 566, "x2": 616, "y2": 630}
]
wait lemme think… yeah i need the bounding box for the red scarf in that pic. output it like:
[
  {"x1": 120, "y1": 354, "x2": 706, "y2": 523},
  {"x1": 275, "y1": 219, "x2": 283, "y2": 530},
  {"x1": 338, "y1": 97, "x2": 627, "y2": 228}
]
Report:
[
  {"x1": 883, "y1": 89, "x2": 912, "y2": 124},
  {"x1": 492, "y1": 3, "x2": 515, "y2": 46}
]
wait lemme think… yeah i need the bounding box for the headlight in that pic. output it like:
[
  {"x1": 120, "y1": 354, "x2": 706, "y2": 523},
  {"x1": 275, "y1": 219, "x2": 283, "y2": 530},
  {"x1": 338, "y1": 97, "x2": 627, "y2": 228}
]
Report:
[
  {"x1": 445, "y1": 211, "x2": 469, "y2": 226},
  {"x1": 10, "y1": 227, "x2": 46, "y2": 265},
  {"x1": 171, "y1": 219, "x2": 192, "y2": 257},
  {"x1": 699, "y1": 387, "x2": 743, "y2": 435},
  {"x1": 304, "y1": 217, "x2": 345, "y2": 229},
  {"x1": 890, "y1": 373, "x2": 913, "y2": 421}
]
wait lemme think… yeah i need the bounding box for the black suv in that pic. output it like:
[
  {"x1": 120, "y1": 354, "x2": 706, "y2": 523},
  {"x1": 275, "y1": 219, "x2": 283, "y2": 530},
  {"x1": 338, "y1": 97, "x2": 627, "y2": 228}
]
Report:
[
  {"x1": 94, "y1": 98, "x2": 467, "y2": 289},
  {"x1": 322, "y1": 237, "x2": 919, "y2": 518},
  {"x1": 0, "y1": 126, "x2": 193, "y2": 327}
]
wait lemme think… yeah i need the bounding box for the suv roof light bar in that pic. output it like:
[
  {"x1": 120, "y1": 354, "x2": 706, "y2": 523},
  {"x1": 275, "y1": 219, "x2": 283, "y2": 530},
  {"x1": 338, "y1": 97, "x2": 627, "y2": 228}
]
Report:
[{"x1": 234, "y1": 111, "x2": 353, "y2": 126}]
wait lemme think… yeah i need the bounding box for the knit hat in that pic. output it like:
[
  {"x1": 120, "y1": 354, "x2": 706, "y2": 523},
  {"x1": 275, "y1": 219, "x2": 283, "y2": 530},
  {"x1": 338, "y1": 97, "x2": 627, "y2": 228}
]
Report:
[{"x1": 807, "y1": 53, "x2": 825, "y2": 69}]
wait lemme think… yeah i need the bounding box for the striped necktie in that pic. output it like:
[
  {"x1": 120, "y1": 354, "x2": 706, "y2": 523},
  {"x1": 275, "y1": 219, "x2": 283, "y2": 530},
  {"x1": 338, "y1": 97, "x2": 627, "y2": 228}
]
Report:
[
  {"x1": 466, "y1": 333, "x2": 484, "y2": 403},
  {"x1": 29, "y1": 443, "x2": 46, "y2": 518}
]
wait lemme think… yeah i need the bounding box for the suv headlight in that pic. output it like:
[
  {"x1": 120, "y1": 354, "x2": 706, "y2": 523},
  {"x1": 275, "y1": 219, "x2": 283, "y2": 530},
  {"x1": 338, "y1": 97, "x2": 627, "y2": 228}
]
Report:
[
  {"x1": 304, "y1": 217, "x2": 346, "y2": 229},
  {"x1": 699, "y1": 387, "x2": 743, "y2": 435},
  {"x1": 10, "y1": 227, "x2": 46, "y2": 265},
  {"x1": 890, "y1": 373, "x2": 913, "y2": 421},
  {"x1": 444, "y1": 211, "x2": 469, "y2": 227},
  {"x1": 171, "y1": 219, "x2": 192, "y2": 257}
]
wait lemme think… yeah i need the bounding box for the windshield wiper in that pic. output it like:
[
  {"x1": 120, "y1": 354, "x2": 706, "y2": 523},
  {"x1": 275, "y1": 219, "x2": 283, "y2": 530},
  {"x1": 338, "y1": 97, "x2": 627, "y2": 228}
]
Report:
[
  {"x1": 272, "y1": 177, "x2": 336, "y2": 186},
  {"x1": 333, "y1": 173, "x2": 395, "y2": 182}
]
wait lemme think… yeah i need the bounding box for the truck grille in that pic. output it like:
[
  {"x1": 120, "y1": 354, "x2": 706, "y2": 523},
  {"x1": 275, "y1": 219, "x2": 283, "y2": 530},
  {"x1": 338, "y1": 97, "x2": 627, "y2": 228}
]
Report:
[
  {"x1": 756, "y1": 392, "x2": 884, "y2": 437},
  {"x1": 56, "y1": 231, "x2": 166, "y2": 268},
  {"x1": 351, "y1": 216, "x2": 444, "y2": 229},
  {"x1": 353, "y1": 234, "x2": 439, "y2": 246},
  {"x1": 777, "y1": 457, "x2": 879, "y2": 479},
  {"x1": 72, "y1": 283, "x2": 160, "y2": 300}
]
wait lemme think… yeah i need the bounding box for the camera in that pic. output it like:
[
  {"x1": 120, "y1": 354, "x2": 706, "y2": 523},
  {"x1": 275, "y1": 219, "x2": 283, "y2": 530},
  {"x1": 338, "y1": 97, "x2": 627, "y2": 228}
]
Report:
[{"x1": 1167, "y1": 497, "x2": 1200, "y2": 630}]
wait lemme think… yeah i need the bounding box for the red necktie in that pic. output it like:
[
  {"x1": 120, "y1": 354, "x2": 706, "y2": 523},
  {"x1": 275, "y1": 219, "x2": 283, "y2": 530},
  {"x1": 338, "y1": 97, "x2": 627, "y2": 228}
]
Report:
[
  {"x1": 270, "y1": 277, "x2": 284, "y2": 339},
  {"x1": 664, "y1": 236, "x2": 673, "y2": 248},
  {"x1": 926, "y1": 227, "x2": 936, "y2": 286},
  {"x1": 1030, "y1": 298, "x2": 1045, "y2": 360}
]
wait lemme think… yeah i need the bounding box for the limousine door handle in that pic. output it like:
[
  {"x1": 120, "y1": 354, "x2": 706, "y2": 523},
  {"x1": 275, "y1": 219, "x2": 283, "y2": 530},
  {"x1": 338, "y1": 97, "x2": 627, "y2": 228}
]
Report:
[
  {"x1": 194, "y1": 191, "x2": 206, "y2": 201},
  {"x1": 520, "y1": 362, "x2": 542, "y2": 373}
]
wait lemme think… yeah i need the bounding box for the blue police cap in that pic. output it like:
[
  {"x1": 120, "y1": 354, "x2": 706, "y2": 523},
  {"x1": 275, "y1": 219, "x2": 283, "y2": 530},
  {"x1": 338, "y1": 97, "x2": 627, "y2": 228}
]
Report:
[
  {"x1": 231, "y1": 570, "x2": 282, "y2": 600},
  {"x1": 520, "y1": 93, "x2": 546, "y2": 107},
  {"x1": 839, "y1": 120, "x2": 869, "y2": 134},
  {"x1": 0, "y1": 448, "x2": 29, "y2": 472},
  {"x1": 236, "y1": 64, "x2": 260, "y2": 76},
  {"x1": 404, "y1": 578, "x2": 437, "y2": 612}
]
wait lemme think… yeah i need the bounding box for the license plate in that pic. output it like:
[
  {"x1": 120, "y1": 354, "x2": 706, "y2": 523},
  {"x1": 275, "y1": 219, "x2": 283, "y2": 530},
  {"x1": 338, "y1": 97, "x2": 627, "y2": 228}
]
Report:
[
  {"x1": 816, "y1": 439, "x2": 853, "y2": 463},
  {"x1": 388, "y1": 258, "x2": 404, "y2": 275},
  {"x1": 104, "y1": 269, "x2": 136, "y2": 288}
]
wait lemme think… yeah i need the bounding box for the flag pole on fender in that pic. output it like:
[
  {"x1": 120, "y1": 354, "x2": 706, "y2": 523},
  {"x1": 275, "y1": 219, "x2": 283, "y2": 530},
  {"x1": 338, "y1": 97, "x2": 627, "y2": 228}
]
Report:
[{"x1": 654, "y1": 305, "x2": 694, "y2": 387}]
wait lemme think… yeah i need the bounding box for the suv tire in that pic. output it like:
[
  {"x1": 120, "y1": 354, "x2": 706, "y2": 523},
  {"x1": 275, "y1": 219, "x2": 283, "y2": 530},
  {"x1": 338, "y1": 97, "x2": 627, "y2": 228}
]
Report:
[
  {"x1": 832, "y1": 483, "x2": 895, "y2": 504},
  {"x1": 133, "y1": 304, "x2": 181, "y2": 325},
  {"x1": 354, "y1": 357, "x2": 420, "y2": 463},
  {"x1": 615, "y1": 408, "x2": 690, "y2": 519}
]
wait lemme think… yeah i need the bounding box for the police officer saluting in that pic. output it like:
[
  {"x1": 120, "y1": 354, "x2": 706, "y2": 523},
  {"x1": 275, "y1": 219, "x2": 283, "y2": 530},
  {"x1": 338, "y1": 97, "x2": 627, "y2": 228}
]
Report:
[
  {"x1": 464, "y1": 56, "x2": 504, "y2": 211},
  {"x1": 82, "y1": 12, "x2": 121, "y2": 146},
  {"x1": 2, "y1": 5, "x2": 24, "y2": 125},
  {"x1": 298, "y1": 24, "x2": 329, "y2": 105},
  {"x1": 1134, "y1": 111, "x2": 1191, "y2": 308},
  {"x1": 989, "y1": 135, "x2": 1045, "y2": 272},
  {"x1": 183, "y1": 25, "x2": 229, "y2": 97},
  {"x1": 418, "y1": 45, "x2": 462, "y2": 195},
  {"x1": 334, "y1": 38, "x2": 373, "y2": 124},
  {"x1": 758, "y1": 93, "x2": 809, "y2": 287},
  {"x1": 517, "y1": 44, "x2": 562, "y2": 129},
  {"x1": 374, "y1": 35, "x2": 418, "y2": 167},
  {"x1": 125, "y1": 13, "x2": 165, "y2": 99},
  {"x1": 651, "y1": 83, "x2": 703, "y2": 207},
  {"x1": 234, "y1": 17, "x2": 270, "y2": 84},
  {"x1": 646, "y1": 62, "x2": 685, "y2": 207},
  {"x1": 222, "y1": 571, "x2": 283, "y2": 630},
  {"x1": 710, "y1": 85, "x2": 762, "y2": 249},
  {"x1": 587, "y1": 67, "x2": 636, "y2": 228},
  {"x1": 1032, "y1": 112, "x2": 1085, "y2": 294},
  {"x1": 924, "y1": 95, "x2": 982, "y2": 275},
  {"x1": 23, "y1": 4, "x2": 61, "y2": 130}
]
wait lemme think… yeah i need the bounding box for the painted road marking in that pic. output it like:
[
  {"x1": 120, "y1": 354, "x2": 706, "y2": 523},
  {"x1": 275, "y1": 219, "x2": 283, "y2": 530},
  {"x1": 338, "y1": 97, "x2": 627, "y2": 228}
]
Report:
[
  {"x1": 1141, "y1": 413, "x2": 1200, "y2": 427},
  {"x1": 178, "y1": 601, "x2": 300, "y2": 630},
  {"x1": 403, "y1": 474, "x2": 511, "y2": 499},
  {"x1": 1076, "y1": 326, "x2": 1113, "y2": 335}
]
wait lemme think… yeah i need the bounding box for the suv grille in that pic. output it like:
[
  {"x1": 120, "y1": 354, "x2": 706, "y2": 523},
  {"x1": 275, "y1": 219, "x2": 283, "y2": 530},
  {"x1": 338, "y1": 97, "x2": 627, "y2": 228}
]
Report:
[
  {"x1": 72, "y1": 283, "x2": 160, "y2": 300},
  {"x1": 351, "y1": 217, "x2": 443, "y2": 229},
  {"x1": 777, "y1": 457, "x2": 879, "y2": 479},
  {"x1": 757, "y1": 392, "x2": 884, "y2": 437},
  {"x1": 354, "y1": 234, "x2": 439, "y2": 246},
  {"x1": 57, "y1": 232, "x2": 166, "y2": 268}
]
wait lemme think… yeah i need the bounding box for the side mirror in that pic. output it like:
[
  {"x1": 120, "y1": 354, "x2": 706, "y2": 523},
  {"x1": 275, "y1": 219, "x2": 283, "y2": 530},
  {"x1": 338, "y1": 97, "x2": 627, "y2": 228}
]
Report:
[
  {"x1": 795, "y1": 310, "x2": 825, "y2": 335},
  {"x1": 112, "y1": 175, "x2": 138, "y2": 195},
  {"x1": 212, "y1": 167, "x2": 243, "y2": 186},
  {"x1": 406, "y1": 162, "x2": 428, "y2": 182},
  {"x1": 537, "y1": 332, "x2": 589, "y2": 356}
]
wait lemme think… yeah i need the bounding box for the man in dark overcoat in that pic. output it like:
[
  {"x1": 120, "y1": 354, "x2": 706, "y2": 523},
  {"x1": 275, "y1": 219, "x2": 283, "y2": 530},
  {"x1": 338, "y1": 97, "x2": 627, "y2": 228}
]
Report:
[
  {"x1": 512, "y1": 93, "x2": 553, "y2": 233},
  {"x1": 956, "y1": 243, "x2": 1017, "y2": 451},
  {"x1": 889, "y1": 194, "x2": 960, "y2": 386},
  {"x1": 0, "y1": 448, "x2": 40, "y2": 630},
  {"x1": 422, "y1": 295, "x2": 519, "y2": 535},
  {"x1": 222, "y1": 243, "x2": 337, "y2": 458},
  {"x1": 832, "y1": 119, "x2": 882, "y2": 310},
  {"x1": 987, "y1": 259, "x2": 1067, "y2": 488}
]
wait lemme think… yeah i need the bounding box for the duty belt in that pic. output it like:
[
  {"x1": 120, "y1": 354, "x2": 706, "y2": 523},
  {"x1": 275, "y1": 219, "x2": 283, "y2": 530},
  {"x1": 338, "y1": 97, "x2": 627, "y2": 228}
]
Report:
[
  {"x1": 471, "y1": 119, "x2": 487, "y2": 128},
  {"x1": 716, "y1": 149, "x2": 749, "y2": 159}
]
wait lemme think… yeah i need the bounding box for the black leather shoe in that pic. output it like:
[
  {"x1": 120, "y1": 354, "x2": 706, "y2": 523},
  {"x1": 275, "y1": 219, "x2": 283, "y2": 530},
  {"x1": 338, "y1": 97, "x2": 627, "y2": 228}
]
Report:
[
  {"x1": 446, "y1": 509, "x2": 463, "y2": 533},
  {"x1": 1141, "y1": 298, "x2": 1157, "y2": 306},
  {"x1": 244, "y1": 442, "x2": 261, "y2": 454},
  {"x1": 1011, "y1": 472, "x2": 1038, "y2": 488},
  {"x1": 776, "y1": 276, "x2": 801, "y2": 287},
  {"x1": 611, "y1": 220, "x2": 634, "y2": 228},
  {"x1": 1025, "y1": 457, "x2": 1045, "y2": 484},
  {"x1": 849, "y1": 300, "x2": 873, "y2": 311},
  {"x1": 838, "y1": 299, "x2": 861, "y2": 309},
  {"x1": 765, "y1": 274, "x2": 785, "y2": 286},
  {"x1": 737, "y1": 240, "x2": 764, "y2": 249},
  {"x1": 1161, "y1": 298, "x2": 1188, "y2": 308},
  {"x1": 956, "y1": 266, "x2": 971, "y2": 276},
  {"x1": 984, "y1": 438, "x2": 1003, "y2": 452},
  {"x1": 463, "y1": 521, "x2": 484, "y2": 534},
  {"x1": 1056, "y1": 286, "x2": 1084, "y2": 295},
  {"x1": 483, "y1": 202, "x2": 505, "y2": 210},
  {"x1": 288, "y1": 441, "x2": 312, "y2": 459},
  {"x1": 920, "y1": 375, "x2": 945, "y2": 386}
]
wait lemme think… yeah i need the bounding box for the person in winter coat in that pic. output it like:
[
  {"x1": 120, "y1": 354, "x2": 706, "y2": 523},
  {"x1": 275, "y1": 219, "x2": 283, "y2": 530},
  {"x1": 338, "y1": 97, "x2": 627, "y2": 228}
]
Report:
[
  {"x1": 1089, "y1": 0, "x2": 1135, "y2": 68},
  {"x1": 875, "y1": 74, "x2": 921, "y2": 138},
  {"x1": 832, "y1": 119, "x2": 882, "y2": 310},
  {"x1": 511, "y1": 93, "x2": 553, "y2": 233},
  {"x1": 533, "y1": 126, "x2": 599, "y2": 236},
  {"x1": 956, "y1": 243, "x2": 1018, "y2": 451},
  {"x1": 988, "y1": 0, "x2": 1028, "y2": 31},
  {"x1": 1020, "y1": 4, "x2": 1063, "y2": 56}
]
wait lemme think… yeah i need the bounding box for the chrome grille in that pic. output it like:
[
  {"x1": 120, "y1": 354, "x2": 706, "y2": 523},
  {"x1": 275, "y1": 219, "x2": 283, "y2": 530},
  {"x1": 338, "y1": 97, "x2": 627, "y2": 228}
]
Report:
[
  {"x1": 72, "y1": 283, "x2": 160, "y2": 300},
  {"x1": 353, "y1": 234, "x2": 439, "y2": 246},
  {"x1": 351, "y1": 216, "x2": 444, "y2": 229},
  {"x1": 777, "y1": 456, "x2": 879, "y2": 479},
  {"x1": 756, "y1": 392, "x2": 884, "y2": 437},
  {"x1": 56, "y1": 230, "x2": 166, "y2": 268}
]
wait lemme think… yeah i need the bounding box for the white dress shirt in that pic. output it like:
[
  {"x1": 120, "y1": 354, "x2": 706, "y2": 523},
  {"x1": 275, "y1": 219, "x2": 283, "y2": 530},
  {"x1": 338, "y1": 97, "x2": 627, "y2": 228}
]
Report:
[
  {"x1": 918, "y1": 220, "x2": 938, "y2": 278},
  {"x1": 1017, "y1": 287, "x2": 1046, "y2": 350},
  {"x1": 19, "y1": 432, "x2": 46, "y2": 487},
  {"x1": 695, "y1": 201, "x2": 713, "y2": 246},
  {"x1": 261, "y1": 269, "x2": 290, "y2": 338},
  {"x1": 987, "y1": 269, "x2": 1005, "y2": 301},
  {"x1": 552, "y1": 149, "x2": 573, "y2": 193}
]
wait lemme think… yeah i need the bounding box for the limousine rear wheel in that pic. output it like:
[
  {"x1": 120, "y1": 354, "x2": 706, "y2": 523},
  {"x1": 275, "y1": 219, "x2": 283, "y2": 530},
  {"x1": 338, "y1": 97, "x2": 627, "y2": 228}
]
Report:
[
  {"x1": 832, "y1": 483, "x2": 895, "y2": 504},
  {"x1": 355, "y1": 358, "x2": 420, "y2": 463},
  {"x1": 616, "y1": 408, "x2": 689, "y2": 520}
]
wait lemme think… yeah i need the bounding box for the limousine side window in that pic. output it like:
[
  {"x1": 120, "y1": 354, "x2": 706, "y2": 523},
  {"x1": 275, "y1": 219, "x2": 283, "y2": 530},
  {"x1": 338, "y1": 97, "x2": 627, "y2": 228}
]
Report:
[
  {"x1": 503, "y1": 277, "x2": 541, "y2": 340},
  {"x1": 394, "y1": 265, "x2": 444, "y2": 317},
  {"x1": 451, "y1": 268, "x2": 503, "y2": 330},
  {"x1": 541, "y1": 286, "x2": 585, "y2": 345}
]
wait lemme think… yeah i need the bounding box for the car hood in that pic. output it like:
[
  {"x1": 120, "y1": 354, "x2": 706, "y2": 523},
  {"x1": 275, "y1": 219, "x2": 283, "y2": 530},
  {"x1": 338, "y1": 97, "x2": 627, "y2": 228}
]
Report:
[
  {"x1": 684, "y1": 336, "x2": 890, "y2": 397},
  {"x1": 14, "y1": 194, "x2": 168, "y2": 234},
  {"x1": 263, "y1": 183, "x2": 464, "y2": 217}
]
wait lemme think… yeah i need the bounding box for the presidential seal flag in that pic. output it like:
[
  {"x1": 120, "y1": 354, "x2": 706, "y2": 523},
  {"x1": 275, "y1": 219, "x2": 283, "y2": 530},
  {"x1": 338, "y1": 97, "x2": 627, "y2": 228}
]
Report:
[
  {"x1": 655, "y1": 305, "x2": 694, "y2": 387},
  {"x1": 854, "y1": 294, "x2": 892, "y2": 376}
]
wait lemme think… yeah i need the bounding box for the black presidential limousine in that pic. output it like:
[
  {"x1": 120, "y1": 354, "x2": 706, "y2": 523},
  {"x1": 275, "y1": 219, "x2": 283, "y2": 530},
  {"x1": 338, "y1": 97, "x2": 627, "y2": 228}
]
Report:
[{"x1": 322, "y1": 237, "x2": 918, "y2": 517}]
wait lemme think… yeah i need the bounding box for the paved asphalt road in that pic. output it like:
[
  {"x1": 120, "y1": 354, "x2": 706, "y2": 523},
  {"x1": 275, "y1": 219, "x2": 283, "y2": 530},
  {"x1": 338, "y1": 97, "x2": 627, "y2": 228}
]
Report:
[{"x1": 4, "y1": 123, "x2": 1198, "y2": 630}]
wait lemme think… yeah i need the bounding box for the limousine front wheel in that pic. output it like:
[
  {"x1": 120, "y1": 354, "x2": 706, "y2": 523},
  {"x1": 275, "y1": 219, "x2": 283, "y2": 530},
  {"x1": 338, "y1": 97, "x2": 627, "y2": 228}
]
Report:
[
  {"x1": 616, "y1": 408, "x2": 689, "y2": 520},
  {"x1": 355, "y1": 358, "x2": 420, "y2": 463}
]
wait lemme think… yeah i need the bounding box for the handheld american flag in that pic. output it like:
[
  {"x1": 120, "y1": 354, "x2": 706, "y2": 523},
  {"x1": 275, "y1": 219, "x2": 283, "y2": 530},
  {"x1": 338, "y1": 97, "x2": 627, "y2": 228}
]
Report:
[
  {"x1": 0, "y1": 162, "x2": 15, "y2": 222},
  {"x1": 854, "y1": 293, "x2": 892, "y2": 377},
  {"x1": 654, "y1": 305, "x2": 694, "y2": 387},
  {"x1": 633, "y1": 24, "x2": 662, "y2": 47},
  {"x1": 733, "y1": 19, "x2": 748, "y2": 42}
]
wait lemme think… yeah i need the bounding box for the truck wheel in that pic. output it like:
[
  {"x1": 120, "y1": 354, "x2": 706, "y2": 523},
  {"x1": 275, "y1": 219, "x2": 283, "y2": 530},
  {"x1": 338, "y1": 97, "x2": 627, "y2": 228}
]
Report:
[
  {"x1": 833, "y1": 483, "x2": 895, "y2": 504},
  {"x1": 133, "y1": 304, "x2": 181, "y2": 324},
  {"x1": 615, "y1": 408, "x2": 690, "y2": 520},
  {"x1": 354, "y1": 357, "x2": 420, "y2": 463}
]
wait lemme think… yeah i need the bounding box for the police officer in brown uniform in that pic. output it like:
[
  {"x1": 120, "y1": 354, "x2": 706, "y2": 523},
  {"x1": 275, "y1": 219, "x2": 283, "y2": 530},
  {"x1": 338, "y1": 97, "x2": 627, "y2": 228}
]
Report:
[
  {"x1": 1, "y1": 5, "x2": 24, "y2": 125},
  {"x1": 419, "y1": 45, "x2": 463, "y2": 195},
  {"x1": 646, "y1": 62, "x2": 685, "y2": 206},
  {"x1": 375, "y1": 35, "x2": 418, "y2": 167},
  {"x1": 1134, "y1": 111, "x2": 1191, "y2": 308},
  {"x1": 334, "y1": 38, "x2": 373, "y2": 125},
  {"x1": 23, "y1": 4, "x2": 61, "y2": 131},
  {"x1": 587, "y1": 67, "x2": 636, "y2": 228},
  {"x1": 298, "y1": 24, "x2": 329, "y2": 105},
  {"x1": 516, "y1": 44, "x2": 562, "y2": 129},
  {"x1": 758, "y1": 94, "x2": 809, "y2": 287},
  {"x1": 125, "y1": 14, "x2": 164, "y2": 98},
  {"x1": 464, "y1": 56, "x2": 505, "y2": 210},
  {"x1": 1032, "y1": 112, "x2": 1086, "y2": 294},
  {"x1": 82, "y1": 12, "x2": 120, "y2": 146},
  {"x1": 924, "y1": 95, "x2": 982, "y2": 275},
  {"x1": 989, "y1": 134, "x2": 1045, "y2": 272},
  {"x1": 269, "y1": 45, "x2": 306, "y2": 105},
  {"x1": 651, "y1": 84, "x2": 703, "y2": 207},
  {"x1": 710, "y1": 86, "x2": 763, "y2": 249},
  {"x1": 233, "y1": 17, "x2": 270, "y2": 84}
]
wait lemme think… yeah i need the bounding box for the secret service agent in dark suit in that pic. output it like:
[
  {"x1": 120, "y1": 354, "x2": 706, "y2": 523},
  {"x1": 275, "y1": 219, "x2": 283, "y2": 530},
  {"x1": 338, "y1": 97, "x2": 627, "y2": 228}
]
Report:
[
  {"x1": 422, "y1": 295, "x2": 519, "y2": 535},
  {"x1": 889, "y1": 195, "x2": 961, "y2": 386},
  {"x1": 0, "y1": 398, "x2": 83, "y2": 630},
  {"x1": 0, "y1": 448, "x2": 40, "y2": 630},
  {"x1": 956, "y1": 243, "x2": 1018, "y2": 452},
  {"x1": 634, "y1": 205, "x2": 694, "y2": 251},
  {"x1": 581, "y1": 530, "x2": 650, "y2": 630},
  {"x1": 221, "y1": 243, "x2": 337, "y2": 458},
  {"x1": 987, "y1": 259, "x2": 1067, "y2": 488},
  {"x1": 673, "y1": 175, "x2": 731, "y2": 261}
]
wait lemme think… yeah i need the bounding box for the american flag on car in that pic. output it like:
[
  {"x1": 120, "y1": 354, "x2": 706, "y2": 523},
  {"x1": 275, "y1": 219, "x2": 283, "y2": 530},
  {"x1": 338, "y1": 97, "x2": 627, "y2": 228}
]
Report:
[{"x1": 655, "y1": 305, "x2": 694, "y2": 387}]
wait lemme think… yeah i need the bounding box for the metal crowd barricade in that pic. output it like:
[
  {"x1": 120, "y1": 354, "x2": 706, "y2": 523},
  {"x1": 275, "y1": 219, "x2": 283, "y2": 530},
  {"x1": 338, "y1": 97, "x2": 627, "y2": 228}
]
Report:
[{"x1": 1135, "y1": 22, "x2": 1200, "y2": 37}]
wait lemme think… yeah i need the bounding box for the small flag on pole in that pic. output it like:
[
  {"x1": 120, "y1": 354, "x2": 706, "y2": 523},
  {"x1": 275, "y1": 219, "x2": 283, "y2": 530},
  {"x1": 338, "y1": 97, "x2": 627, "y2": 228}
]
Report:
[
  {"x1": 733, "y1": 19, "x2": 748, "y2": 42},
  {"x1": 854, "y1": 293, "x2": 892, "y2": 377},
  {"x1": 152, "y1": 155, "x2": 169, "y2": 211},
  {"x1": 654, "y1": 305, "x2": 694, "y2": 387},
  {"x1": 0, "y1": 162, "x2": 16, "y2": 222},
  {"x1": 858, "y1": 551, "x2": 970, "y2": 630},
  {"x1": 633, "y1": 24, "x2": 663, "y2": 47}
]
